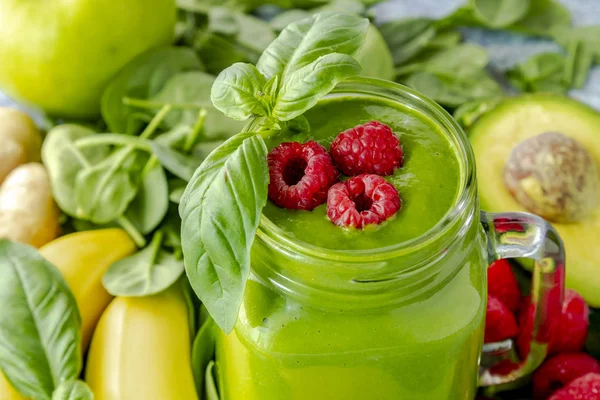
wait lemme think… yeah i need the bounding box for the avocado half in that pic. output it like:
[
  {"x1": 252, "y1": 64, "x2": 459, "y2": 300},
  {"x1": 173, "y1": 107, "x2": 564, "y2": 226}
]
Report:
[{"x1": 470, "y1": 94, "x2": 600, "y2": 307}]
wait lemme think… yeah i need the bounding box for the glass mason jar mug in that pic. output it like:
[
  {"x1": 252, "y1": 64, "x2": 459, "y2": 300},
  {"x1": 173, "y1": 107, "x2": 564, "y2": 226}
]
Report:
[{"x1": 216, "y1": 78, "x2": 565, "y2": 400}]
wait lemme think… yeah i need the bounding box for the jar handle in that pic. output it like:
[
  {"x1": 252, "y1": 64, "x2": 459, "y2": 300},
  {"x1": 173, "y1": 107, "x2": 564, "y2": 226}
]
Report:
[{"x1": 478, "y1": 211, "x2": 565, "y2": 394}]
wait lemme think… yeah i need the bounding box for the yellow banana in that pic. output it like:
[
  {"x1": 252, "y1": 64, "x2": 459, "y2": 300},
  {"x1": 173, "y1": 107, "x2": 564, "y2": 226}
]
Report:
[
  {"x1": 86, "y1": 284, "x2": 198, "y2": 400},
  {"x1": 39, "y1": 228, "x2": 136, "y2": 350},
  {"x1": 0, "y1": 372, "x2": 27, "y2": 400}
]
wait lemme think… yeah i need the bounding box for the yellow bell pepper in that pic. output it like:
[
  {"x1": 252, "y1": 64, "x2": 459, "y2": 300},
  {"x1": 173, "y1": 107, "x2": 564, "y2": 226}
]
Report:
[
  {"x1": 0, "y1": 372, "x2": 27, "y2": 400},
  {"x1": 39, "y1": 228, "x2": 136, "y2": 350},
  {"x1": 86, "y1": 284, "x2": 197, "y2": 400}
]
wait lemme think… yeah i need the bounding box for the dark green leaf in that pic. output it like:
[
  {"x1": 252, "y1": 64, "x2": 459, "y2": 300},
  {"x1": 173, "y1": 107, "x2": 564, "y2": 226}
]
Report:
[
  {"x1": 256, "y1": 12, "x2": 368, "y2": 81},
  {"x1": 509, "y1": 0, "x2": 571, "y2": 37},
  {"x1": 471, "y1": 0, "x2": 531, "y2": 28},
  {"x1": 0, "y1": 240, "x2": 82, "y2": 400},
  {"x1": 52, "y1": 380, "x2": 94, "y2": 400},
  {"x1": 505, "y1": 52, "x2": 568, "y2": 93},
  {"x1": 192, "y1": 316, "x2": 216, "y2": 397},
  {"x1": 42, "y1": 125, "x2": 110, "y2": 218},
  {"x1": 272, "y1": 53, "x2": 361, "y2": 121},
  {"x1": 379, "y1": 18, "x2": 436, "y2": 66},
  {"x1": 102, "y1": 232, "x2": 184, "y2": 297},
  {"x1": 101, "y1": 47, "x2": 204, "y2": 134},
  {"x1": 125, "y1": 159, "x2": 169, "y2": 234},
  {"x1": 179, "y1": 132, "x2": 269, "y2": 333},
  {"x1": 205, "y1": 361, "x2": 220, "y2": 400},
  {"x1": 151, "y1": 141, "x2": 202, "y2": 181},
  {"x1": 211, "y1": 63, "x2": 268, "y2": 121}
]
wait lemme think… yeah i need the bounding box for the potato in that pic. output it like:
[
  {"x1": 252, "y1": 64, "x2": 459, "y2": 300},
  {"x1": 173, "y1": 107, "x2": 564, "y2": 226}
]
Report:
[
  {"x1": 0, "y1": 107, "x2": 42, "y2": 184},
  {"x1": 0, "y1": 163, "x2": 60, "y2": 247}
]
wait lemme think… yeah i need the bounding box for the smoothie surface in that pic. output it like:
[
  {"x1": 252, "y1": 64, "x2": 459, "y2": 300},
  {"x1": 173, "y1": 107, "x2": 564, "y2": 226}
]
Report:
[{"x1": 262, "y1": 95, "x2": 462, "y2": 251}]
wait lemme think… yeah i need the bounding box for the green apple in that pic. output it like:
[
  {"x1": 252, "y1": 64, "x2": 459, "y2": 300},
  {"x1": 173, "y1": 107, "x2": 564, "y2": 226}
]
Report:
[{"x1": 0, "y1": 0, "x2": 176, "y2": 119}]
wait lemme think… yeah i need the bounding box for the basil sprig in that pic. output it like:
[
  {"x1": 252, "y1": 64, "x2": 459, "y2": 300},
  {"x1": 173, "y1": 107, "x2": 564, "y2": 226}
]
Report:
[{"x1": 180, "y1": 12, "x2": 368, "y2": 333}]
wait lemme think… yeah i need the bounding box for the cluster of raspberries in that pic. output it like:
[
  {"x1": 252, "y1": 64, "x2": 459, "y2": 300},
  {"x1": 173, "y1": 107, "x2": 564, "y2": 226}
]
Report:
[
  {"x1": 482, "y1": 259, "x2": 597, "y2": 400},
  {"x1": 267, "y1": 121, "x2": 404, "y2": 228}
]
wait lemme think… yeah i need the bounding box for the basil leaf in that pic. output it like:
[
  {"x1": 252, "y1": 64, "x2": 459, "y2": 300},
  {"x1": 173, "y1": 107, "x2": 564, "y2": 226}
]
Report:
[
  {"x1": 179, "y1": 132, "x2": 268, "y2": 333},
  {"x1": 379, "y1": 18, "x2": 436, "y2": 66},
  {"x1": 125, "y1": 159, "x2": 169, "y2": 234},
  {"x1": 101, "y1": 47, "x2": 203, "y2": 134},
  {"x1": 211, "y1": 63, "x2": 268, "y2": 121},
  {"x1": 192, "y1": 316, "x2": 216, "y2": 397},
  {"x1": 272, "y1": 53, "x2": 361, "y2": 121},
  {"x1": 103, "y1": 232, "x2": 184, "y2": 297},
  {"x1": 42, "y1": 125, "x2": 110, "y2": 218},
  {"x1": 74, "y1": 147, "x2": 141, "y2": 224},
  {"x1": 52, "y1": 380, "x2": 93, "y2": 400},
  {"x1": 205, "y1": 361, "x2": 220, "y2": 400},
  {"x1": 0, "y1": 240, "x2": 82, "y2": 400},
  {"x1": 471, "y1": 0, "x2": 531, "y2": 28},
  {"x1": 150, "y1": 141, "x2": 201, "y2": 181},
  {"x1": 151, "y1": 71, "x2": 246, "y2": 139},
  {"x1": 257, "y1": 12, "x2": 369, "y2": 81}
]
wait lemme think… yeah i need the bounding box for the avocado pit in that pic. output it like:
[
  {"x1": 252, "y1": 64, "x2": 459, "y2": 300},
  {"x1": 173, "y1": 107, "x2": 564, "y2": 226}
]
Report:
[{"x1": 503, "y1": 132, "x2": 600, "y2": 223}]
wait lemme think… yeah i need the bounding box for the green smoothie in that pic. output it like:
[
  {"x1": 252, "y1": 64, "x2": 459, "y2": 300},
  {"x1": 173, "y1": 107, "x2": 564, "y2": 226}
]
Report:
[{"x1": 216, "y1": 89, "x2": 487, "y2": 400}]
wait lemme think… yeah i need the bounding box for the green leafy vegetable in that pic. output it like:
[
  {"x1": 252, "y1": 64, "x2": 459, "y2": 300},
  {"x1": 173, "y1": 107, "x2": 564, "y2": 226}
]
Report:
[
  {"x1": 179, "y1": 132, "x2": 268, "y2": 333},
  {"x1": 151, "y1": 141, "x2": 202, "y2": 181},
  {"x1": 510, "y1": 0, "x2": 571, "y2": 37},
  {"x1": 101, "y1": 47, "x2": 204, "y2": 134},
  {"x1": 471, "y1": 0, "x2": 531, "y2": 28},
  {"x1": 205, "y1": 361, "x2": 220, "y2": 400},
  {"x1": 506, "y1": 52, "x2": 568, "y2": 93},
  {"x1": 52, "y1": 380, "x2": 94, "y2": 400},
  {"x1": 211, "y1": 63, "x2": 268, "y2": 120},
  {"x1": 102, "y1": 231, "x2": 184, "y2": 297},
  {"x1": 191, "y1": 316, "x2": 216, "y2": 397},
  {"x1": 564, "y1": 39, "x2": 594, "y2": 89},
  {"x1": 0, "y1": 240, "x2": 82, "y2": 400},
  {"x1": 453, "y1": 96, "x2": 506, "y2": 129},
  {"x1": 379, "y1": 18, "x2": 436, "y2": 66}
]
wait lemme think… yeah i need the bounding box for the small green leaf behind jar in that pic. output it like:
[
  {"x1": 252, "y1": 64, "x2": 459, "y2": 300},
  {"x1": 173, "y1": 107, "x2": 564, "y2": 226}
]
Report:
[
  {"x1": 205, "y1": 361, "x2": 221, "y2": 400},
  {"x1": 192, "y1": 314, "x2": 216, "y2": 398},
  {"x1": 102, "y1": 231, "x2": 184, "y2": 297},
  {"x1": 52, "y1": 380, "x2": 94, "y2": 400},
  {"x1": 0, "y1": 240, "x2": 82, "y2": 400}
]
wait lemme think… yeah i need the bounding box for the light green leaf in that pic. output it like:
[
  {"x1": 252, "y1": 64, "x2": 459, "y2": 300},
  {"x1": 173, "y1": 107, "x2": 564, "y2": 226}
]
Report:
[
  {"x1": 74, "y1": 147, "x2": 141, "y2": 224},
  {"x1": 205, "y1": 361, "x2": 220, "y2": 400},
  {"x1": 257, "y1": 12, "x2": 369, "y2": 81},
  {"x1": 42, "y1": 125, "x2": 110, "y2": 218},
  {"x1": 472, "y1": 0, "x2": 531, "y2": 28},
  {"x1": 0, "y1": 240, "x2": 82, "y2": 400},
  {"x1": 191, "y1": 316, "x2": 216, "y2": 397},
  {"x1": 125, "y1": 159, "x2": 169, "y2": 234},
  {"x1": 211, "y1": 63, "x2": 268, "y2": 121},
  {"x1": 102, "y1": 232, "x2": 184, "y2": 297},
  {"x1": 52, "y1": 380, "x2": 94, "y2": 400},
  {"x1": 273, "y1": 53, "x2": 361, "y2": 121},
  {"x1": 150, "y1": 141, "x2": 201, "y2": 181},
  {"x1": 564, "y1": 39, "x2": 594, "y2": 89},
  {"x1": 179, "y1": 132, "x2": 269, "y2": 333}
]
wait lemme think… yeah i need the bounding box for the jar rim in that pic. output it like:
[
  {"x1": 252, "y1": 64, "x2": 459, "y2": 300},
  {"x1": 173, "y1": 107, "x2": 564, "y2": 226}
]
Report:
[{"x1": 256, "y1": 76, "x2": 478, "y2": 263}]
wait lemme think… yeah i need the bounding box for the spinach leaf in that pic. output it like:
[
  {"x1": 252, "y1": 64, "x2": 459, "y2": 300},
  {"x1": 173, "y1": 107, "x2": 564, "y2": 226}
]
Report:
[
  {"x1": 555, "y1": 26, "x2": 600, "y2": 64},
  {"x1": 256, "y1": 12, "x2": 368, "y2": 81},
  {"x1": 272, "y1": 53, "x2": 361, "y2": 121},
  {"x1": 124, "y1": 158, "x2": 170, "y2": 234},
  {"x1": 564, "y1": 39, "x2": 594, "y2": 89},
  {"x1": 379, "y1": 18, "x2": 436, "y2": 66},
  {"x1": 192, "y1": 316, "x2": 216, "y2": 397},
  {"x1": 52, "y1": 380, "x2": 94, "y2": 400},
  {"x1": 453, "y1": 96, "x2": 506, "y2": 129},
  {"x1": 205, "y1": 361, "x2": 220, "y2": 400},
  {"x1": 151, "y1": 141, "x2": 202, "y2": 181},
  {"x1": 509, "y1": 0, "x2": 571, "y2": 37},
  {"x1": 0, "y1": 240, "x2": 82, "y2": 400},
  {"x1": 102, "y1": 231, "x2": 184, "y2": 297},
  {"x1": 150, "y1": 71, "x2": 246, "y2": 140},
  {"x1": 74, "y1": 147, "x2": 142, "y2": 224},
  {"x1": 42, "y1": 125, "x2": 110, "y2": 219},
  {"x1": 506, "y1": 52, "x2": 568, "y2": 93},
  {"x1": 179, "y1": 132, "x2": 268, "y2": 333},
  {"x1": 211, "y1": 63, "x2": 268, "y2": 121},
  {"x1": 471, "y1": 0, "x2": 531, "y2": 28},
  {"x1": 101, "y1": 47, "x2": 204, "y2": 134}
]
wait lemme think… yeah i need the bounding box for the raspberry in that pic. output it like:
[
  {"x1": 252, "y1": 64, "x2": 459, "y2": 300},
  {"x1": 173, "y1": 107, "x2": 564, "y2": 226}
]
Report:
[
  {"x1": 326, "y1": 174, "x2": 401, "y2": 229},
  {"x1": 534, "y1": 353, "x2": 600, "y2": 399},
  {"x1": 330, "y1": 121, "x2": 403, "y2": 176},
  {"x1": 550, "y1": 289, "x2": 590, "y2": 355},
  {"x1": 548, "y1": 373, "x2": 600, "y2": 400},
  {"x1": 485, "y1": 295, "x2": 519, "y2": 343},
  {"x1": 488, "y1": 259, "x2": 522, "y2": 313},
  {"x1": 268, "y1": 141, "x2": 339, "y2": 210}
]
